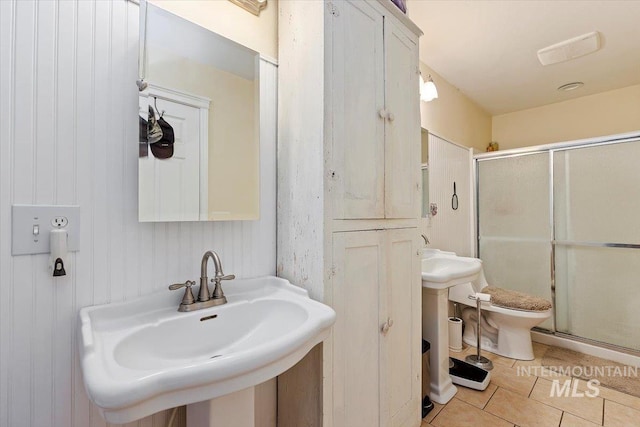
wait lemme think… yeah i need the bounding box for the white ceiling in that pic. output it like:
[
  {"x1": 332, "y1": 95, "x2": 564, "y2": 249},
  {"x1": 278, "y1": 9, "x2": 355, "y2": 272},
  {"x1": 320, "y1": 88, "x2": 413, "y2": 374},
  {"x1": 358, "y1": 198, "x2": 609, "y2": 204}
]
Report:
[{"x1": 408, "y1": 1, "x2": 640, "y2": 115}]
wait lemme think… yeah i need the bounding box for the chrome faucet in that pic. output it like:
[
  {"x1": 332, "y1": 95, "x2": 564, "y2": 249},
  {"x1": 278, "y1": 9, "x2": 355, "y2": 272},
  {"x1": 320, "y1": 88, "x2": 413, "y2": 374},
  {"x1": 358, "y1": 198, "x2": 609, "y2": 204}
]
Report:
[{"x1": 169, "y1": 250, "x2": 235, "y2": 312}]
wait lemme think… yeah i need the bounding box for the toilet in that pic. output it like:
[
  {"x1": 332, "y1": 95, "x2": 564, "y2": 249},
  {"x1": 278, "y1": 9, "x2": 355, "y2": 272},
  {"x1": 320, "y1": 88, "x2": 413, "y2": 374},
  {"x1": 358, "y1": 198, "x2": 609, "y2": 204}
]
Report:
[{"x1": 449, "y1": 266, "x2": 552, "y2": 361}]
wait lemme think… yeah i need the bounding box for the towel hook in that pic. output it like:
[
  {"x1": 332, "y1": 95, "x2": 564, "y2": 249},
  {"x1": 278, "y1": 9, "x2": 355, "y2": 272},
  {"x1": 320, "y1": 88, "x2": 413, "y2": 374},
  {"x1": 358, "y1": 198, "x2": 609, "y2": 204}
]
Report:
[
  {"x1": 451, "y1": 182, "x2": 459, "y2": 210},
  {"x1": 153, "y1": 96, "x2": 165, "y2": 118}
]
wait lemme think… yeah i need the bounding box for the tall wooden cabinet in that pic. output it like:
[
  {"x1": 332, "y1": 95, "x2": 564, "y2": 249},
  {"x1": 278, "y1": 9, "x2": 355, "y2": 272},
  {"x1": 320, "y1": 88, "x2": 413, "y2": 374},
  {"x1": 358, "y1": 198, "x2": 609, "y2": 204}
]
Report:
[
  {"x1": 277, "y1": 1, "x2": 423, "y2": 426},
  {"x1": 330, "y1": 0, "x2": 420, "y2": 220}
]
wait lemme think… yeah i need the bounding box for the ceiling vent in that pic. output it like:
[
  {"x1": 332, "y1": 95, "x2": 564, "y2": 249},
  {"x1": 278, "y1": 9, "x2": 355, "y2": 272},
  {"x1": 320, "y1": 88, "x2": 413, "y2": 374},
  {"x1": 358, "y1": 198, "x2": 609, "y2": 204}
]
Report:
[{"x1": 537, "y1": 31, "x2": 601, "y2": 66}]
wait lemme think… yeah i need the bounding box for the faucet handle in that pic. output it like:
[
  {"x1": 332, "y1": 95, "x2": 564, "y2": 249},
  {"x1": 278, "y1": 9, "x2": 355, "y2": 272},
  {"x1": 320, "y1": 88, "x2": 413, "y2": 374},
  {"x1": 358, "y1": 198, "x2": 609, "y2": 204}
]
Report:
[
  {"x1": 169, "y1": 280, "x2": 196, "y2": 305},
  {"x1": 169, "y1": 280, "x2": 195, "y2": 290},
  {"x1": 210, "y1": 274, "x2": 234, "y2": 300}
]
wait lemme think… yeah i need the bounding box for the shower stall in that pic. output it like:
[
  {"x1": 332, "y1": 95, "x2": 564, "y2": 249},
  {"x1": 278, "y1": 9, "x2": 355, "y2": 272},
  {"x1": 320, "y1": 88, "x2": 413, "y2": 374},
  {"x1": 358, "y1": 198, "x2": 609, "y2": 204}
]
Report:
[{"x1": 476, "y1": 132, "x2": 640, "y2": 353}]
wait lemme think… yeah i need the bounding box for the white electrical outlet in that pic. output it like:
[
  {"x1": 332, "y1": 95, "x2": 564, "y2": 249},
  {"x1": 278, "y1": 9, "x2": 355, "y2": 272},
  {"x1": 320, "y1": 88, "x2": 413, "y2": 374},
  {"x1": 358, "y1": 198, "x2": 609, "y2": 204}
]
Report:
[
  {"x1": 12, "y1": 205, "x2": 80, "y2": 256},
  {"x1": 51, "y1": 216, "x2": 68, "y2": 228}
]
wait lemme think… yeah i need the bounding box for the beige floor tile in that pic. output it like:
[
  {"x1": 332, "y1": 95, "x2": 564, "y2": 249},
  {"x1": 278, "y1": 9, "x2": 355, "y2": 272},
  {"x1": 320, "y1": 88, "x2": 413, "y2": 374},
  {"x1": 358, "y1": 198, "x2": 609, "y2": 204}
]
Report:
[
  {"x1": 513, "y1": 364, "x2": 572, "y2": 382},
  {"x1": 422, "y1": 402, "x2": 444, "y2": 424},
  {"x1": 449, "y1": 345, "x2": 473, "y2": 359},
  {"x1": 530, "y1": 378, "x2": 603, "y2": 424},
  {"x1": 514, "y1": 342, "x2": 550, "y2": 368},
  {"x1": 485, "y1": 387, "x2": 563, "y2": 427},
  {"x1": 421, "y1": 423, "x2": 436, "y2": 427},
  {"x1": 560, "y1": 413, "x2": 602, "y2": 426},
  {"x1": 490, "y1": 363, "x2": 538, "y2": 397},
  {"x1": 540, "y1": 366, "x2": 574, "y2": 382},
  {"x1": 431, "y1": 398, "x2": 513, "y2": 427},
  {"x1": 467, "y1": 347, "x2": 517, "y2": 367},
  {"x1": 454, "y1": 383, "x2": 498, "y2": 409},
  {"x1": 604, "y1": 400, "x2": 640, "y2": 426},
  {"x1": 573, "y1": 380, "x2": 640, "y2": 412},
  {"x1": 448, "y1": 350, "x2": 466, "y2": 358}
]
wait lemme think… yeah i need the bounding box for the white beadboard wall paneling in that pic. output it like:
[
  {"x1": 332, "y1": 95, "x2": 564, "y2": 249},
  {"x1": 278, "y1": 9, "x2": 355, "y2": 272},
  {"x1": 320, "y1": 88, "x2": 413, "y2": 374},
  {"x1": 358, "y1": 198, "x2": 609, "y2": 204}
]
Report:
[
  {"x1": 426, "y1": 133, "x2": 473, "y2": 257},
  {"x1": 0, "y1": 2, "x2": 15, "y2": 426},
  {"x1": 0, "y1": 2, "x2": 13, "y2": 426},
  {"x1": 0, "y1": 1, "x2": 277, "y2": 426}
]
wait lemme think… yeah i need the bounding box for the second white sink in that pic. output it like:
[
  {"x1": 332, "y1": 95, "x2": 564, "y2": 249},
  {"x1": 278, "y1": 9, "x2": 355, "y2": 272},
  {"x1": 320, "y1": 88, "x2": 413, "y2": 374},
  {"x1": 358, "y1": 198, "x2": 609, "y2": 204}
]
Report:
[{"x1": 421, "y1": 251, "x2": 482, "y2": 289}]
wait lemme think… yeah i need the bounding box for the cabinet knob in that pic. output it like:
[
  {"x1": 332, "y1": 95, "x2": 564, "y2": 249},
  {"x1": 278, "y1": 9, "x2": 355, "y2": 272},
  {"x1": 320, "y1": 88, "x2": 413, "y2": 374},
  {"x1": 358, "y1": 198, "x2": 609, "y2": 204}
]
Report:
[
  {"x1": 378, "y1": 108, "x2": 387, "y2": 119},
  {"x1": 381, "y1": 317, "x2": 394, "y2": 334},
  {"x1": 387, "y1": 112, "x2": 395, "y2": 122}
]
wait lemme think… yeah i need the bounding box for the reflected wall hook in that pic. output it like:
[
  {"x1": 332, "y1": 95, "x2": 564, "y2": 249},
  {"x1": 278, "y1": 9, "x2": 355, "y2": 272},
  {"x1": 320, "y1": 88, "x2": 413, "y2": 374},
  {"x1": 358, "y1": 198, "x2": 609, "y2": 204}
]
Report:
[
  {"x1": 153, "y1": 96, "x2": 165, "y2": 117},
  {"x1": 452, "y1": 182, "x2": 459, "y2": 210}
]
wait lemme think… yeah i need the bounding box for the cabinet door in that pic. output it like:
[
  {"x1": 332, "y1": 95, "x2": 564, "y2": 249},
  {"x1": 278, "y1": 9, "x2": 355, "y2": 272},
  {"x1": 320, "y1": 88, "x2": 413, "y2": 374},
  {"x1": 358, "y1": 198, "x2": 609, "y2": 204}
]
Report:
[
  {"x1": 332, "y1": 230, "x2": 384, "y2": 427},
  {"x1": 380, "y1": 228, "x2": 421, "y2": 427},
  {"x1": 330, "y1": 1, "x2": 385, "y2": 219},
  {"x1": 384, "y1": 19, "x2": 420, "y2": 219}
]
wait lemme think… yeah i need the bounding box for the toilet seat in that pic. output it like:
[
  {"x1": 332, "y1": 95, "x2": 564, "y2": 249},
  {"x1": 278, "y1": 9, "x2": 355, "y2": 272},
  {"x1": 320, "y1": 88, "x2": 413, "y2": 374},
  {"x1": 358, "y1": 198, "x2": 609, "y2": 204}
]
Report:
[
  {"x1": 483, "y1": 286, "x2": 552, "y2": 312},
  {"x1": 448, "y1": 266, "x2": 552, "y2": 360}
]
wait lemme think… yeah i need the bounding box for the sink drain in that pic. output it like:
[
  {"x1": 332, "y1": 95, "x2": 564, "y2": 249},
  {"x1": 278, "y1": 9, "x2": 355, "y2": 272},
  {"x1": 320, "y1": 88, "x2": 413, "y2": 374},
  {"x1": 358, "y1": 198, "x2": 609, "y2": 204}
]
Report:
[
  {"x1": 200, "y1": 314, "x2": 218, "y2": 322},
  {"x1": 210, "y1": 354, "x2": 222, "y2": 359}
]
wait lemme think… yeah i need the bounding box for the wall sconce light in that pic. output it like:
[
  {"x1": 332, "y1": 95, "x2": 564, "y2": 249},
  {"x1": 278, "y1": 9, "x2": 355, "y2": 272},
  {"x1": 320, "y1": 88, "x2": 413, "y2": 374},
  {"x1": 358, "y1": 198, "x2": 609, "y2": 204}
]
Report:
[{"x1": 420, "y1": 74, "x2": 438, "y2": 102}]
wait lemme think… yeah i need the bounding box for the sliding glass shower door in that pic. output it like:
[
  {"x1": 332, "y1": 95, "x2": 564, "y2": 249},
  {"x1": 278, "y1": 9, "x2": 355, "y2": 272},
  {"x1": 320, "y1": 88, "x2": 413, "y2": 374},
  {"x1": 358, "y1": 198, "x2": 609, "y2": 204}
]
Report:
[
  {"x1": 477, "y1": 152, "x2": 553, "y2": 330},
  {"x1": 553, "y1": 140, "x2": 640, "y2": 351},
  {"x1": 477, "y1": 137, "x2": 640, "y2": 351}
]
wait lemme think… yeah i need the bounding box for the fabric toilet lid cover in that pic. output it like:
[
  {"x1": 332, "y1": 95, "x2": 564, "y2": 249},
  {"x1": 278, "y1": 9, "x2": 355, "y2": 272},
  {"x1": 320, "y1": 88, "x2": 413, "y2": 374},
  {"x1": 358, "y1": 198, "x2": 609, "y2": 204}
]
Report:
[{"x1": 483, "y1": 286, "x2": 552, "y2": 312}]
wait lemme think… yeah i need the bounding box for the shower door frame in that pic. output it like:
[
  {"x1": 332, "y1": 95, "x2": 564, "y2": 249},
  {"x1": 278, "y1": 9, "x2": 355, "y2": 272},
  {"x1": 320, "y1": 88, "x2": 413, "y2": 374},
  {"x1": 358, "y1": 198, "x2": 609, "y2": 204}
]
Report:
[{"x1": 474, "y1": 131, "x2": 640, "y2": 354}]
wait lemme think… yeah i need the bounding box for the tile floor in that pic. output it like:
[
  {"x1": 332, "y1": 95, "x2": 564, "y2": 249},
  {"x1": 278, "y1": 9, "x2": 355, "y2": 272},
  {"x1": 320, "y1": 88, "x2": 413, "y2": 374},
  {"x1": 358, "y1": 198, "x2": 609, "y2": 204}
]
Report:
[{"x1": 422, "y1": 343, "x2": 640, "y2": 427}]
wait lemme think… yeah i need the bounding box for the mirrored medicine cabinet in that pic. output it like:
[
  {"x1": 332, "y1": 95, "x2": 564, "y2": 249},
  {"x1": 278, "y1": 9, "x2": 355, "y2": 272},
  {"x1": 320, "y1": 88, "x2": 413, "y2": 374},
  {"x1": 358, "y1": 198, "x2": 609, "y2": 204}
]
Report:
[{"x1": 138, "y1": 0, "x2": 260, "y2": 222}]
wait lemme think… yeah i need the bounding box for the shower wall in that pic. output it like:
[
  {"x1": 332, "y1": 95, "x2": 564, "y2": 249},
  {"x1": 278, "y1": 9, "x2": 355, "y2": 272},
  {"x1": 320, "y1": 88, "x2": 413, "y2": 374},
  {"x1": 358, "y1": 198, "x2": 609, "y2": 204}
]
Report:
[{"x1": 477, "y1": 135, "x2": 640, "y2": 351}]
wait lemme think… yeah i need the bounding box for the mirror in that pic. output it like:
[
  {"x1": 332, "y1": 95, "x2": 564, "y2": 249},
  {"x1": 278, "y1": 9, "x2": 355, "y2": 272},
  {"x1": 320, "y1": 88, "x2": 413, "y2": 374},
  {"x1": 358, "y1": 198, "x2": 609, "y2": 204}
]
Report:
[
  {"x1": 421, "y1": 128, "x2": 429, "y2": 218},
  {"x1": 421, "y1": 166, "x2": 429, "y2": 218},
  {"x1": 138, "y1": 1, "x2": 260, "y2": 222}
]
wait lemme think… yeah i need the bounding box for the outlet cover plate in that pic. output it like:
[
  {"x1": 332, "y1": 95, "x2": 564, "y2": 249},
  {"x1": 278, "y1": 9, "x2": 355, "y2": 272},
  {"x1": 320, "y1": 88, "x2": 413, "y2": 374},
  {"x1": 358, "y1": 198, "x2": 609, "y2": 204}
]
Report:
[{"x1": 12, "y1": 205, "x2": 80, "y2": 256}]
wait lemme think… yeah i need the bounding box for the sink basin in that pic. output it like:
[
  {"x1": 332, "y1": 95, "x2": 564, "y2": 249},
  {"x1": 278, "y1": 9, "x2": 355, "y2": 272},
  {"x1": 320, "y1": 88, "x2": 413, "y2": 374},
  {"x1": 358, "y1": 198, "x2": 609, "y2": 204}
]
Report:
[
  {"x1": 78, "y1": 276, "x2": 336, "y2": 424},
  {"x1": 421, "y1": 251, "x2": 482, "y2": 289}
]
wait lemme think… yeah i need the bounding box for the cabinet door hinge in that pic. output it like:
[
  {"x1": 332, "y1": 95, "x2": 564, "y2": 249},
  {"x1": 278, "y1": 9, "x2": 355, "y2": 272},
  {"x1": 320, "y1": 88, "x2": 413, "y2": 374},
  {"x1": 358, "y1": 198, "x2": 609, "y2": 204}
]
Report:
[
  {"x1": 327, "y1": 2, "x2": 339, "y2": 17},
  {"x1": 330, "y1": 266, "x2": 336, "y2": 277}
]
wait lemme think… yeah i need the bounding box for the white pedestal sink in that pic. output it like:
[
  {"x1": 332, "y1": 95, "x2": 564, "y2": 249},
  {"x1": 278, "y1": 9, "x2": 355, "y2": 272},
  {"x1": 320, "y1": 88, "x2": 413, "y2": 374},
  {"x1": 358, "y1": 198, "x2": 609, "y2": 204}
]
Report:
[
  {"x1": 78, "y1": 276, "x2": 336, "y2": 425},
  {"x1": 187, "y1": 388, "x2": 255, "y2": 427},
  {"x1": 421, "y1": 250, "x2": 481, "y2": 404}
]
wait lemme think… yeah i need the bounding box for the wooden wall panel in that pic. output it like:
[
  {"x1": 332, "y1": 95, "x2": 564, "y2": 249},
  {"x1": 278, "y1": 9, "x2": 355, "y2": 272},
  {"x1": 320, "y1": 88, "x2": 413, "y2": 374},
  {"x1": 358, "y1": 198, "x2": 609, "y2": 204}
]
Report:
[{"x1": 425, "y1": 134, "x2": 474, "y2": 257}]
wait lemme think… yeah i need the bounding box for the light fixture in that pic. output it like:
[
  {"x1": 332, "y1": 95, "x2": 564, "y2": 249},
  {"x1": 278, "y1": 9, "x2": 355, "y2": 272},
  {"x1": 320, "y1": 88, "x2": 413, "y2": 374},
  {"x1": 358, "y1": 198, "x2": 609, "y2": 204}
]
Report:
[
  {"x1": 557, "y1": 81, "x2": 584, "y2": 92},
  {"x1": 420, "y1": 74, "x2": 438, "y2": 102}
]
